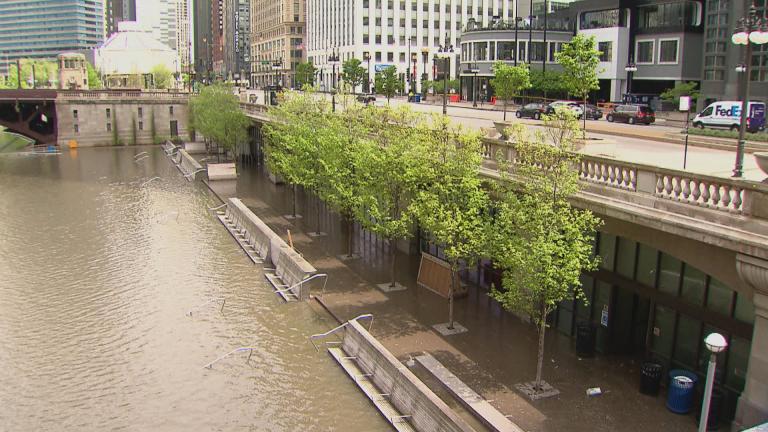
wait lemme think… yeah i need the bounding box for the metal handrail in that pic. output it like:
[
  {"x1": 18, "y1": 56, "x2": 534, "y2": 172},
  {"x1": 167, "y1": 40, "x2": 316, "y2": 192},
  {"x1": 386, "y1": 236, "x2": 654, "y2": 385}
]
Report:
[
  {"x1": 273, "y1": 273, "x2": 328, "y2": 297},
  {"x1": 202, "y1": 346, "x2": 258, "y2": 369},
  {"x1": 184, "y1": 168, "x2": 206, "y2": 179},
  {"x1": 208, "y1": 203, "x2": 227, "y2": 212},
  {"x1": 186, "y1": 297, "x2": 226, "y2": 316},
  {"x1": 309, "y1": 314, "x2": 374, "y2": 351},
  {"x1": 133, "y1": 151, "x2": 148, "y2": 159},
  {"x1": 140, "y1": 177, "x2": 160, "y2": 187}
]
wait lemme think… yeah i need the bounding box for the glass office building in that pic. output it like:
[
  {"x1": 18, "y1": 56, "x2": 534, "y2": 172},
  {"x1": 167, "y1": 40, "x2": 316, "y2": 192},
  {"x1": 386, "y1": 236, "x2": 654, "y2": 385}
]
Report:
[{"x1": 0, "y1": 0, "x2": 104, "y2": 75}]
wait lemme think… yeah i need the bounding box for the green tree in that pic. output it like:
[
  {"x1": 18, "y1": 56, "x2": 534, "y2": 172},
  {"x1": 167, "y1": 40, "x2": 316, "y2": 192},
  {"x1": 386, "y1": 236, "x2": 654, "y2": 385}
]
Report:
[
  {"x1": 490, "y1": 113, "x2": 601, "y2": 395},
  {"x1": 414, "y1": 115, "x2": 490, "y2": 328},
  {"x1": 374, "y1": 66, "x2": 403, "y2": 105},
  {"x1": 263, "y1": 89, "x2": 332, "y2": 222},
  {"x1": 356, "y1": 105, "x2": 427, "y2": 287},
  {"x1": 86, "y1": 61, "x2": 103, "y2": 89},
  {"x1": 341, "y1": 58, "x2": 367, "y2": 94},
  {"x1": 555, "y1": 34, "x2": 601, "y2": 136},
  {"x1": 530, "y1": 70, "x2": 567, "y2": 98},
  {"x1": 151, "y1": 64, "x2": 173, "y2": 89},
  {"x1": 661, "y1": 81, "x2": 700, "y2": 105},
  {"x1": 190, "y1": 83, "x2": 249, "y2": 157},
  {"x1": 491, "y1": 62, "x2": 532, "y2": 121},
  {"x1": 295, "y1": 61, "x2": 317, "y2": 88}
]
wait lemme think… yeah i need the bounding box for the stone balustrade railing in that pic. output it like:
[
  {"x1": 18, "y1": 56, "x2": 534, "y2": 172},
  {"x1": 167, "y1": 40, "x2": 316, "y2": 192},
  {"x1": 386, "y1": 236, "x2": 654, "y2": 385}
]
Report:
[
  {"x1": 239, "y1": 102, "x2": 268, "y2": 117},
  {"x1": 482, "y1": 138, "x2": 768, "y2": 219},
  {"x1": 57, "y1": 90, "x2": 190, "y2": 101}
]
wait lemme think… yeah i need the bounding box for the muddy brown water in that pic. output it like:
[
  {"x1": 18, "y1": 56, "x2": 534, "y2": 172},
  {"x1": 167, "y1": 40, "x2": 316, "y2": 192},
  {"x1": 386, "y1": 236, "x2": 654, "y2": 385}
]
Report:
[{"x1": 0, "y1": 147, "x2": 390, "y2": 431}]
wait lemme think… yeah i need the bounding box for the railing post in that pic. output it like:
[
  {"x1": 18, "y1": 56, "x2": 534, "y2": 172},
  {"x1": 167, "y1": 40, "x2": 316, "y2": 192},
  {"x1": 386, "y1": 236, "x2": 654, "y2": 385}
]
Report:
[{"x1": 636, "y1": 168, "x2": 657, "y2": 195}]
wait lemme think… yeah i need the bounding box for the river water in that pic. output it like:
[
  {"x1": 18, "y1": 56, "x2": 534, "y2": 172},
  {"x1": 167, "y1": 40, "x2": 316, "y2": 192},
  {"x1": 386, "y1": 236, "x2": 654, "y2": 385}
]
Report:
[{"x1": 0, "y1": 147, "x2": 389, "y2": 431}]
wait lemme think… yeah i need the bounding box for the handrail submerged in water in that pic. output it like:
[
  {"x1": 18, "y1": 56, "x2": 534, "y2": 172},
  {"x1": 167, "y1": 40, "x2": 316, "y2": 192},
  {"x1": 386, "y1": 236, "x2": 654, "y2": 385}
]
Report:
[{"x1": 309, "y1": 314, "x2": 374, "y2": 351}]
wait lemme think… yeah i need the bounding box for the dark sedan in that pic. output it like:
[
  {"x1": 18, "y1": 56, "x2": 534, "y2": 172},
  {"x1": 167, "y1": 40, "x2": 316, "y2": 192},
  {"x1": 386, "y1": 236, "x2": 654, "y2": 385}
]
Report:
[
  {"x1": 580, "y1": 104, "x2": 604, "y2": 120},
  {"x1": 515, "y1": 103, "x2": 548, "y2": 120}
]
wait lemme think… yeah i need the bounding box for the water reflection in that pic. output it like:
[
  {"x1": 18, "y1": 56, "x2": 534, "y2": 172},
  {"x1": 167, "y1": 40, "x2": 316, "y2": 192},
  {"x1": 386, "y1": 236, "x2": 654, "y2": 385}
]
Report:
[{"x1": 0, "y1": 147, "x2": 388, "y2": 431}]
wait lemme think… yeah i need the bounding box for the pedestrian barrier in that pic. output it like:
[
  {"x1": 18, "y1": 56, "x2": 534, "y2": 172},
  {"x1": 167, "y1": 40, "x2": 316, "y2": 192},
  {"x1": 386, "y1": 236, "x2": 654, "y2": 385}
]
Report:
[
  {"x1": 312, "y1": 316, "x2": 476, "y2": 432},
  {"x1": 202, "y1": 346, "x2": 258, "y2": 369},
  {"x1": 176, "y1": 149, "x2": 204, "y2": 181},
  {"x1": 214, "y1": 198, "x2": 324, "y2": 301}
]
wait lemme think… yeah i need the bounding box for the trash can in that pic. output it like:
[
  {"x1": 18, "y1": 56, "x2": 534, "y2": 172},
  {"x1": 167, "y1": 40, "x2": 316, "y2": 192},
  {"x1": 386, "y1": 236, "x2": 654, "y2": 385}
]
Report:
[
  {"x1": 414, "y1": 94, "x2": 421, "y2": 103},
  {"x1": 640, "y1": 361, "x2": 664, "y2": 396},
  {"x1": 666, "y1": 369, "x2": 699, "y2": 414},
  {"x1": 696, "y1": 387, "x2": 724, "y2": 430},
  {"x1": 575, "y1": 323, "x2": 595, "y2": 357},
  {"x1": 269, "y1": 91, "x2": 278, "y2": 106}
]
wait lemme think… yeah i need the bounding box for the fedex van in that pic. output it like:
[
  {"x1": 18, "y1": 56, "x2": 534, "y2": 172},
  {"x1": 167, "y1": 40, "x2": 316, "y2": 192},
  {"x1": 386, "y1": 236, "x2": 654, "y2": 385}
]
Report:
[{"x1": 692, "y1": 101, "x2": 766, "y2": 133}]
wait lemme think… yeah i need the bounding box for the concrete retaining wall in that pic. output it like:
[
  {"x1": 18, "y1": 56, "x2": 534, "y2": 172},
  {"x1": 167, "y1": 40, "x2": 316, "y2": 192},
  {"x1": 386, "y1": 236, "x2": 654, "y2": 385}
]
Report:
[
  {"x1": 342, "y1": 320, "x2": 475, "y2": 432},
  {"x1": 178, "y1": 149, "x2": 203, "y2": 180},
  {"x1": 224, "y1": 198, "x2": 317, "y2": 300},
  {"x1": 226, "y1": 198, "x2": 272, "y2": 260}
]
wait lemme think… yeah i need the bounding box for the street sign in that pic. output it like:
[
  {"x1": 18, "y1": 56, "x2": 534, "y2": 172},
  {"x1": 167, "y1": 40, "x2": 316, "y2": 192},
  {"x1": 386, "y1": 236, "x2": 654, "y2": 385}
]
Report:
[{"x1": 679, "y1": 96, "x2": 691, "y2": 112}]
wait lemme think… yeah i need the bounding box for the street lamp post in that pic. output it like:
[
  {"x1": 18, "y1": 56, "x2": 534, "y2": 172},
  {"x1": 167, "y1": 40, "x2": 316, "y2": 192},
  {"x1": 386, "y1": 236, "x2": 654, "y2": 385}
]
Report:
[
  {"x1": 470, "y1": 63, "x2": 480, "y2": 108},
  {"x1": 328, "y1": 48, "x2": 340, "y2": 112},
  {"x1": 625, "y1": 62, "x2": 637, "y2": 97},
  {"x1": 437, "y1": 39, "x2": 455, "y2": 115},
  {"x1": 699, "y1": 333, "x2": 728, "y2": 432},
  {"x1": 731, "y1": 4, "x2": 767, "y2": 178},
  {"x1": 514, "y1": 16, "x2": 521, "y2": 66},
  {"x1": 363, "y1": 52, "x2": 371, "y2": 93},
  {"x1": 411, "y1": 52, "x2": 418, "y2": 97}
]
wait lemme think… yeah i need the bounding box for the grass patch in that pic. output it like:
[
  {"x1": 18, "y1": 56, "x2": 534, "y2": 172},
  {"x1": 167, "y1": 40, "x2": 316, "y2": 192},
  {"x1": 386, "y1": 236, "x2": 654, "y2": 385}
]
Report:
[{"x1": 687, "y1": 127, "x2": 768, "y2": 142}]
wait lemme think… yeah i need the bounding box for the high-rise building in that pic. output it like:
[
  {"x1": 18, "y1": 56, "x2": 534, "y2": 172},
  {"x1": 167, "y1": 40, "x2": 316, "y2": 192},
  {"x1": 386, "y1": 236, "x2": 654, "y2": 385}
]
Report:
[
  {"x1": 106, "y1": 0, "x2": 137, "y2": 37},
  {"x1": 133, "y1": 0, "x2": 191, "y2": 73},
  {"x1": 221, "y1": 0, "x2": 250, "y2": 81},
  {"x1": 306, "y1": 0, "x2": 517, "y2": 94},
  {"x1": 193, "y1": 0, "x2": 213, "y2": 79},
  {"x1": 250, "y1": 0, "x2": 306, "y2": 88},
  {"x1": 212, "y1": 0, "x2": 226, "y2": 76},
  {"x1": 176, "y1": 0, "x2": 191, "y2": 69},
  {"x1": 0, "y1": 0, "x2": 104, "y2": 75}
]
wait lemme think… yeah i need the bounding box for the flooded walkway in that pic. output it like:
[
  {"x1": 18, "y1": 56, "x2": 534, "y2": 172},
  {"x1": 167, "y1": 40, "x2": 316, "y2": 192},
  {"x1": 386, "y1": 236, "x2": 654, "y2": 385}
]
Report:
[
  {"x1": 210, "y1": 162, "x2": 700, "y2": 432},
  {"x1": 0, "y1": 147, "x2": 389, "y2": 431}
]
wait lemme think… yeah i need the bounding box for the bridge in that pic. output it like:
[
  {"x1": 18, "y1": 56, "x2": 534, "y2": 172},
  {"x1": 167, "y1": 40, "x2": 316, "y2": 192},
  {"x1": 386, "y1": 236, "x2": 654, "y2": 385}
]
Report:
[
  {"x1": 239, "y1": 101, "x2": 768, "y2": 430},
  {"x1": 0, "y1": 89, "x2": 190, "y2": 147}
]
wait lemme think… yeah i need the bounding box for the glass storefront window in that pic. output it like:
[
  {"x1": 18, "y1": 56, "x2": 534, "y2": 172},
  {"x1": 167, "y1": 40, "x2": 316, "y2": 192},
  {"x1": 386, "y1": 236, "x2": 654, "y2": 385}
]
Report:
[
  {"x1": 674, "y1": 314, "x2": 702, "y2": 369},
  {"x1": 636, "y1": 243, "x2": 658, "y2": 287},
  {"x1": 706, "y1": 277, "x2": 733, "y2": 316},
  {"x1": 497, "y1": 41, "x2": 515, "y2": 61},
  {"x1": 599, "y1": 233, "x2": 616, "y2": 271},
  {"x1": 652, "y1": 305, "x2": 675, "y2": 360},
  {"x1": 734, "y1": 293, "x2": 755, "y2": 324},
  {"x1": 580, "y1": 9, "x2": 620, "y2": 30},
  {"x1": 726, "y1": 336, "x2": 749, "y2": 392},
  {"x1": 530, "y1": 42, "x2": 546, "y2": 62},
  {"x1": 658, "y1": 253, "x2": 681, "y2": 296},
  {"x1": 615, "y1": 238, "x2": 636, "y2": 279},
  {"x1": 681, "y1": 265, "x2": 706, "y2": 306},
  {"x1": 576, "y1": 275, "x2": 593, "y2": 323}
]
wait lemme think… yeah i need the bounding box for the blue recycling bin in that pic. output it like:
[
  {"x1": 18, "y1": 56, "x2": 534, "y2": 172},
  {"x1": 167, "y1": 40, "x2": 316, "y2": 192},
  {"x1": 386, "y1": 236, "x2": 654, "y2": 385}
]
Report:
[
  {"x1": 666, "y1": 369, "x2": 699, "y2": 414},
  {"x1": 413, "y1": 94, "x2": 421, "y2": 103}
]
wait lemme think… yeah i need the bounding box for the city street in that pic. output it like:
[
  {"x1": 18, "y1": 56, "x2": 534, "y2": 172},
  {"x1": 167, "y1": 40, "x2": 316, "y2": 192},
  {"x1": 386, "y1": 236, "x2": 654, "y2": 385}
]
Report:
[{"x1": 318, "y1": 92, "x2": 767, "y2": 182}]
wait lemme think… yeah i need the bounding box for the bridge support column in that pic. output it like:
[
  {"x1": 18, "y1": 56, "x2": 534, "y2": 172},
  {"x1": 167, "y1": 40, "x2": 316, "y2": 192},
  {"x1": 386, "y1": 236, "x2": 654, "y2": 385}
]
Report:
[{"x1": 735, "y1": 254, "x2": 768, "y2": 429}]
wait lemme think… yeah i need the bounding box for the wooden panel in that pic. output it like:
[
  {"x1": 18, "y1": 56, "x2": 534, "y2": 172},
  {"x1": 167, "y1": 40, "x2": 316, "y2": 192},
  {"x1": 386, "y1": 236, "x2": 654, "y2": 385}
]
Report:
[{"x1": 417, "y1": 252, "x2": 468, "y2": 299}]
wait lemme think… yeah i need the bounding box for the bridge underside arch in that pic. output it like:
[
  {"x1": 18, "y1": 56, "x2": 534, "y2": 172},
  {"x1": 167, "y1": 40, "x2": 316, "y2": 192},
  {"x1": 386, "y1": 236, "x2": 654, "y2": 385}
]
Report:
[{"x1": 0, "y1": 100, "x2": 57, "y2": 145}]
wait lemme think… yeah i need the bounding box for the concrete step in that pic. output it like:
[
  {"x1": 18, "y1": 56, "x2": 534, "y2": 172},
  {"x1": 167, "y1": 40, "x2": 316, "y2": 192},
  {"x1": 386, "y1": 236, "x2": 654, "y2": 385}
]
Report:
[{"x1": 328, "y1": 347, "x2": 416, "y2": 432}]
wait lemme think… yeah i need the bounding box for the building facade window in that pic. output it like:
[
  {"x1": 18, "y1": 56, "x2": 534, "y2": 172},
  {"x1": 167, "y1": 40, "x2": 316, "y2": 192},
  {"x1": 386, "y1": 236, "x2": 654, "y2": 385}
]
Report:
[
  {"x1": 580, "y1": 9, "x2": 620, "y2": 30},
  {"x1": 74, "y1": 124, "x2": 79, "y2": 134},
  {"x1": 598, "y1": 41, "x2": 613, "y2": 62},
  {"x1": 658, "y1": 39, "x2": 679, "y2": 64},
  {"x1": 73, "y1": 110, "x2": 78, "y2": 119},
  {"x1": 636, "y1": 40, "x2": 655, "y2": 64}
]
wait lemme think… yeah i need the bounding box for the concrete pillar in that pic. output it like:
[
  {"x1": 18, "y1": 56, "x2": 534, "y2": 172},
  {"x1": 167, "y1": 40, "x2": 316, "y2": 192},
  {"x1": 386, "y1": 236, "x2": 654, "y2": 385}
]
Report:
[{"x1": 735, "y1": 254, "x2": 768, "y2": 429}]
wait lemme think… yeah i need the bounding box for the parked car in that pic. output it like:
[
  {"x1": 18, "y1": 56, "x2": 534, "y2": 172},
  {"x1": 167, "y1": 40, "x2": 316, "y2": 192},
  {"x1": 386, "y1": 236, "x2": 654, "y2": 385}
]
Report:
[
  {"x1": 606, "y1": 104, "x2": 656, "y2": 125},
  {"x1": 356, "y1": 94, "x2": 376, "y2": 105},
  {"x1": 580, "y1": 104, "x2": 603, "y2": 120},
  {"x1": 515, "y1": 103, "x2": 548, "y2": 120},
  {"x1": 546, "y1": 100, "x2": 583, "y2": 118},
  {"x1": 692, "y1": 101, "x2": 766, "y2": 132}
]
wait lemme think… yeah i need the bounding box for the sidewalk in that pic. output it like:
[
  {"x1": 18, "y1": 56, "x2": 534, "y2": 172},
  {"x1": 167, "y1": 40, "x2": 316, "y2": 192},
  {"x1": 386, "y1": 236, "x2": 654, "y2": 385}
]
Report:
[{"x1": 208, "y1": 165, "x2": 699, "y2": 432}]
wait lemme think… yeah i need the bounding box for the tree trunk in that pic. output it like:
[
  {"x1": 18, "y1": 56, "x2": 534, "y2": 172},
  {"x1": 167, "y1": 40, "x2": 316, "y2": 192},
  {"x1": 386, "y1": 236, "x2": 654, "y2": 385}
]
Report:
[
  {"x1": 346, "y1": 216, "x2": 354, "y2": 257},
  {"x1": 389, "y1": 239, "x2": 397, "y2": 287},
  {"x1": 503, "y1": 99, "x2": 508, "y2": 121},
  {"x1": 583, "y1": 94, "x2": 588, "y2": 139},
  {"x1": 535, "y1": 302, "x2": 547, "y2": 392},
  {"x1": 448, "y1": 263, "x2": 457, "y2": 329},
  {"x1": 292, "y1": 184, "x2": 297, "y2": 218},
  {"x1": 315, "y1": 196, "x2": 321, "y2": 234}
]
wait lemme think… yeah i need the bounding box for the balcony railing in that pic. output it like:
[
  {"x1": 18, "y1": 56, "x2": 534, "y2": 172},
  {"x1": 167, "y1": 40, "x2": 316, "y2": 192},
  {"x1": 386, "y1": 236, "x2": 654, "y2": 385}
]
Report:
[
  {"x1": 481, "y1": 138, "x2": 767, "y2": 219},
  {"x1": 57, "y1": 90, "x2": 190, "y2": 100}
]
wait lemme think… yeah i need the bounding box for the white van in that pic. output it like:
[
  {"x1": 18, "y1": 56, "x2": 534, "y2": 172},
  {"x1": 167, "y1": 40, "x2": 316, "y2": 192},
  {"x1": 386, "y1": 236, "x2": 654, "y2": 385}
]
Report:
[{"x1": 692, "y1": 101, "x2": 766, "y2": 132}]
